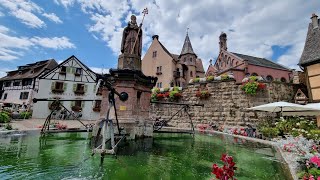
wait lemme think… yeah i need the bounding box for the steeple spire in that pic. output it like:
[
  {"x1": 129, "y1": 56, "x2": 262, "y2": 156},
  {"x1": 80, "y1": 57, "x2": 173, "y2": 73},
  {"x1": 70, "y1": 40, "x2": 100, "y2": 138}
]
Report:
[{"x1": 180, "y1": 30, "x2": 195, "y2": 55}]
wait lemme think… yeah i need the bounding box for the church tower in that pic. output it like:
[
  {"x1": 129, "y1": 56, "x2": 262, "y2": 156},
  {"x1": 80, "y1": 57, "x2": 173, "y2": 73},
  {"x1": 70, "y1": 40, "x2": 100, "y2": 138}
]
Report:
[
  {"x1": 178, "y1": 31, "x2": 197, "y2": 86},
  {"x1": 219, "y1": 32, "x2": 227, "y2": 51}
]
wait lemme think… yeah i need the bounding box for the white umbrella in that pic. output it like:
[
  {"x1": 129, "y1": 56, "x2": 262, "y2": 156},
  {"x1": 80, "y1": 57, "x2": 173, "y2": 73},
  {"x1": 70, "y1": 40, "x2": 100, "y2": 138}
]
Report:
[
  {"x1": 282, "y1": 103, "x2": 320, "y2": 116},
  {"x1": 248, "y1": 101, "x2": 319, "y2": 116}
]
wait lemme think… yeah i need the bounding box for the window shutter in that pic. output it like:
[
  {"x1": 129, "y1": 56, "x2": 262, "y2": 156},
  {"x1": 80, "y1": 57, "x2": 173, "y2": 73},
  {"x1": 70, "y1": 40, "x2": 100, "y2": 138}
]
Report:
[
  {"x1": 84, "y1": 85, "x2": 88, "y2": 92},
  {"x1": 72, "y1": 67, "x2": 76, "y2": 74},
  {"x1": 51, "y1": 82, "x2": 55, "y2": 90},
  {"x1": 19, "y1": 93, "x2": 22, "y2": 99},
  {"x1": 71, "y1": 101, "x2": 75, "y2": 107},
  {"x1": 73, "y1": 84, "x2": 77, "y2": 92},
  {"x1": 81, "y1": 101, "x2": 85, "y2": 108},
  {"x1": 63, "y1": 83, "x2": 67, "y2": 91},
  {"x1": 66, "y1": 67, "x2": 70, "y2": 73},
  {"x1": 93, "y1": 85, "x2": 96, "y2": 93}
]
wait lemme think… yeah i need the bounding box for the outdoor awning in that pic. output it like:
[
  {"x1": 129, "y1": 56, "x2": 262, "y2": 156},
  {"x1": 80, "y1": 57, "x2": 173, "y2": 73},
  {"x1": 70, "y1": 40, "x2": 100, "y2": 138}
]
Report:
[
  {"x1": 247, "y1": 101, "x2": 319, "y2": 112},
  {"x1": 282, "y1": 103, "x2": 320, "y2": 116}
]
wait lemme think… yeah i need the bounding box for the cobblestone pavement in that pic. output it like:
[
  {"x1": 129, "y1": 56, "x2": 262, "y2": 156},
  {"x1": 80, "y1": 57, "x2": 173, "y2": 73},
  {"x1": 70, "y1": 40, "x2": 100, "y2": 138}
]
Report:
[{"x1": 10, "y1": 119, "x2": 96, "y2": 130}]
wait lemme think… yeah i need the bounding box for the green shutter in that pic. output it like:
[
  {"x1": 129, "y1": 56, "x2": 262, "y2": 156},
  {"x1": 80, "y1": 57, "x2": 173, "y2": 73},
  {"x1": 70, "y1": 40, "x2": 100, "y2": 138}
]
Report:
[
  {"x1": 66, "y1": 67, "x2": 70, "y2": 73},
  {"x1": 93, "y1": 85, "x2": 96, "y2": 93},
  {"x1": 63, "y1": 83, "x2": 67, "y2": 91},
  {"x1": 73, "y1": 84, "x2": 77, "y2": 92},
  {"x1": 84, "y1": 85, "x2": 88, "y2": 92},
  {"x1": 71, "y1": 101, "x2": 75, "y2": 107},
  {"x1": 51, "y1": 82, "x2": 55, "y2": 90},
  {"x1": 81, "y1": 101, "x2": 85, "y2": 108}
]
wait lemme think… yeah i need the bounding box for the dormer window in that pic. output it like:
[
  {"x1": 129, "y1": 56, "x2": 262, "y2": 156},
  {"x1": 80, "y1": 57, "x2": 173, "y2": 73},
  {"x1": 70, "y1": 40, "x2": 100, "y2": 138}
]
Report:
[
  {"x1": 60, "y1": 66, "x2": 66, "y2": 74},
  {"x1": 75, "y1": 68, "x2": 82, "y2": 76},
  {"x1": 18, "y1": 71, "x2": 22, "y2": 75},
  {"x1": 30, "y1": 70, "x2": 34, "y2": 74}
]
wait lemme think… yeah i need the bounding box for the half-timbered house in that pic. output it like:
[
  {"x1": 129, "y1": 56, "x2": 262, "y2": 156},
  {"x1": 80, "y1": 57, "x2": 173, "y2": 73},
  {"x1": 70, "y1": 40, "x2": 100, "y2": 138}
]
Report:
[
  {"x1": 0, "y1": 59, "x2": 58, "y2": 108},
  {"x1": 32, "y1": 55, "x2": 102, "y2": 120}
]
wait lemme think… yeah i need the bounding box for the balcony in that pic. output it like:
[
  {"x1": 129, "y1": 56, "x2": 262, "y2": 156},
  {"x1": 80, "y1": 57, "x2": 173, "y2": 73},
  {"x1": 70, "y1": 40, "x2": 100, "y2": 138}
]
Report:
[
  {"x1": 52, "y1": 89, "x2": 64, "y2": 93},
  {"x1": 74, "y1": 90, "x2": 85, "y2": 95},
  {"x1": 173, "y1": 71, "x2": 181, "y2": 78}
]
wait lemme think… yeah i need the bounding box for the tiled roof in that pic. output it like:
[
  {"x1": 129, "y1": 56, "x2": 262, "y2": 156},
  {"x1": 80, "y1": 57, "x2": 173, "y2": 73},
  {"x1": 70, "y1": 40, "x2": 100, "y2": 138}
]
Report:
[
  {"x1": 180, "y1": 33, "x2": 196, "y2": 55},
  {"x1": 231, "y1": 52, "x2": 291, "y2": 71},
  {"x1": 196, "y1": 58, "x2": 205, "y2": 73},
  {"x1": 171, "y1": 54, "x2": 179, "y2": 61},
  {"x1": 0, "y1": 59, "x2": 58, "y2": 81},
  {"x1": 299, "y1": 19, "x2": 320, "y2": 66}
]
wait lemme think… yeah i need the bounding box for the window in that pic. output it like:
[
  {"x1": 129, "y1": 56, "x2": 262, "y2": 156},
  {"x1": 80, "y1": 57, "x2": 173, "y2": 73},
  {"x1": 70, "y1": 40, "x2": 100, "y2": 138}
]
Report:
[
  {"x1": 157, "y1": 82, "x2": 162, "y2": 88},
  {"x1": 281, "y1": 77, "x2": 286, "y2": 83},
  {"x1": 13, "y1": 81, "x2": 21, "y2": 86},
  {"x1": 156, "y1": 66, "x2": 162, "y2": 75},
  {"x1": 3, "y1": 93, "x2": 7, "y2": 100},
  {"x1": 184, "y1": 57, "x2": 186, "y2": 62},
  {"x1": 75, "y1": 68, "x2": 82, "y2": 75},
  {"x1": 190, "y1": 58, "x2": 192, "y2": 62},
  {"x1": 74, "y1": 83, "x2": 85, "y2": 94},
  {"x1": 22, "y1": 79, "x2": 32, "y2": 86},
  {"x1": 60, "y1": 66, "x2": 66, "y2": 74},
  {"x1": 19, "y1": 92, "x2": 29, "y2": 99},
  {"x1": 152, "y1": 51, "x2": 157, "y2": 58},
  {"x1": 4, "y1": 81, "x2": 11, "y2": 87},
  {"x1": 251, "y1": 73, "x2": 258, "y2": 76},
  {"x1": 236, "y1": 62, "x2": 238, "y2": 66},
  {"x1": 190, "y1": 71, "x2": 193, "y2": 77},
  {"x1": 94, "y1": 100, "x2": 102, "y2": 108},
  {"x1": 30, "y1": 70, "x2": 34, "y2": 74},
  {"x1": 55, "y1": 82, "x2": 64, "y2": 90},
  {"x1": 266, "y1": 75, "x2": 273, "y2": 82}
]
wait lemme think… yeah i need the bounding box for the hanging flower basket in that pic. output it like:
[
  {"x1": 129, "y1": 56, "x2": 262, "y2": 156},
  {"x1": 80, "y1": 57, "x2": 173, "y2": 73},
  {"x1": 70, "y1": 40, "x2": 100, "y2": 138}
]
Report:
[
  {"x1": 71, "y1": 106, "x2": 82, "y2": 112},
  {"x1": 196, "y1": 90, "x2": 210, "y2": 99}
]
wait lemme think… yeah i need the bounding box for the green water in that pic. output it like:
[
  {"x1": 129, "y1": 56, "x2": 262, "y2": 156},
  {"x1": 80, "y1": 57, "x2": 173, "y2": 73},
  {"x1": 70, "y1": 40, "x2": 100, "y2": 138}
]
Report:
[{"x1": 0, "y1": 132, "x2": 291, "y2": 180}]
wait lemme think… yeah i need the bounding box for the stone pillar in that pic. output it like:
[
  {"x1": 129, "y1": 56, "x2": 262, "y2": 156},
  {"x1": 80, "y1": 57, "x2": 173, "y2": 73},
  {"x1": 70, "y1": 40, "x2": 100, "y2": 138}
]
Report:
[{"x1": 105, "y1": 69, "x2": 156, "y2": 139}]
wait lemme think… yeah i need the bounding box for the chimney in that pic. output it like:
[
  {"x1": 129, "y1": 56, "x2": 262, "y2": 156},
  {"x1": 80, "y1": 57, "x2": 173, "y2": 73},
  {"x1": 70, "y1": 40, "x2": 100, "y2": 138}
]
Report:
[
  {"x1": 152, "y1": 35, "x2": 159, "y2": 40},
  {"x1": 311, "y1": 13, "x2": 319, "y2": 29}
]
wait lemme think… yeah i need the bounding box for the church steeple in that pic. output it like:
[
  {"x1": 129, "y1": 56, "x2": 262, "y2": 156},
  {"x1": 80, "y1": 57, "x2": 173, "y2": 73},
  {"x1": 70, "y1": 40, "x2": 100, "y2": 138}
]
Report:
[{"x1": 180, "y1": 31, "x2": 196, "y2": 56}]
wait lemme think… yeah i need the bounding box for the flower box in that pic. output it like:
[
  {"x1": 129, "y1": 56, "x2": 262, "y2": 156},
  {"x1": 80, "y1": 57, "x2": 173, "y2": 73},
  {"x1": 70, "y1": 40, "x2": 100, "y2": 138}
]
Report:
[{"x1": 71, "y1": 106, "x2": 82, "y2": 112}]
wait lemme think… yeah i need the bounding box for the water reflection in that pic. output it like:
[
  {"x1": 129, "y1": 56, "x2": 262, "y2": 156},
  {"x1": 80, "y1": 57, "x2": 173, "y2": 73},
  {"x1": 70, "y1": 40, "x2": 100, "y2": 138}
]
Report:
[{"x1": 0, "y1": 132, "x2": 292, "y2": 180}]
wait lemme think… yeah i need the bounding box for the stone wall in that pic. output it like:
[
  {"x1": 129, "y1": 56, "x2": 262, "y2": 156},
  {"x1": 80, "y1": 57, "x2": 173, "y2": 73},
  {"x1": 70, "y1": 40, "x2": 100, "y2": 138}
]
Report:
[{"x1": 150, "y1": 80, "x2": 295, "y2": 128}]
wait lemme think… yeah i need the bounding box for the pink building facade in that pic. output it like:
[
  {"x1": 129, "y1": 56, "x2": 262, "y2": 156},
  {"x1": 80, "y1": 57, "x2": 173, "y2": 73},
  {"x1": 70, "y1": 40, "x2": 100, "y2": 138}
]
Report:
[{"x1": 206, "y1": 33, "x2": 292, "y2": 83}]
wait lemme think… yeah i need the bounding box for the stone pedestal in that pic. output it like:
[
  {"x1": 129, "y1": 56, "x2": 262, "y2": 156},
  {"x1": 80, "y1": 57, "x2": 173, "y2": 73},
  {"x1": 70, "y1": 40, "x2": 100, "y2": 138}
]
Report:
[
  {"x1": 100, "y1": 69, "x2": 157, "y2": 139},
  {"x1": 118, "y1": 53, "x2": 142, "y2": 71}
]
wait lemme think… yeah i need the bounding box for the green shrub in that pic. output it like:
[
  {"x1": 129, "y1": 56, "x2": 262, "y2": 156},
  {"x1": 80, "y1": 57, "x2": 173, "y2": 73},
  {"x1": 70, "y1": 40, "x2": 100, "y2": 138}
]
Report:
[
  {"x1": 221, "y1": 74, "x2": 229, "y2": 81},
  {"x1": 173, "y1": 86, "x2": 180, "y2": 91},
  {"x1": 249, "y1": 76, "x2": 258, "y2": 81},
  {"x1": 241, "y1": 82, "x2": 258, "y2": 95},
  {"x1": 260, "y1": 127, "x2": 279, "y2": 138},
  {"x1": 169, "y1": 91, "x2": 182, "y2": 101},
  {"x1": 309, "y1": 129, "x2": 320, "y2": 140},
  {"x1": 206, "y1": 76, "x2": 214, "y2": 82},
  {"x1": 19, "y1": 111, "x2": 32, "y2": 119},
  {"x1": 151, "y1": 93, "x2": 157, "y2": 102},
  {"x1": 193, "y1": 78, "x2": 200, "y2": 83},
  {"x1": 0, "y1": 112, "x2": 10, "y2": 123},
  {"x1": 5, "y1": 123, "x2": 12, "y2": 130},
  {"x1": 152, "y1": 88, "x2": 160, "y2": 93}
]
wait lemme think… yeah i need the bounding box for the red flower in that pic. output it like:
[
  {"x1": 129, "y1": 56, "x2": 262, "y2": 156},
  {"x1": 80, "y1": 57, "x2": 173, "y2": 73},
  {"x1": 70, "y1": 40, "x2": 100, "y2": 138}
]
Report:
[
  {"x1": 257, "y1": 83, "x2": 266, "y2": 90},
  {"x1": 156, "y1": 93, "x2": 165, "y2": 99},
  {"x1": 164, "y1": 92, "x2": 170, "y2": 97},
  {"x1": 196, "y1": 91, "x2": 201, "y2": 97}
]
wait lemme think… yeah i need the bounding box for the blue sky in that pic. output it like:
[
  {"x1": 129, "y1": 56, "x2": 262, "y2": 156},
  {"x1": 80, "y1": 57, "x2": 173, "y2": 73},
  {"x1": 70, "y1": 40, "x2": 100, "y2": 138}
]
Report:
[{"x1": 0, "y1": 0, "x2": 320, "y2": 77}]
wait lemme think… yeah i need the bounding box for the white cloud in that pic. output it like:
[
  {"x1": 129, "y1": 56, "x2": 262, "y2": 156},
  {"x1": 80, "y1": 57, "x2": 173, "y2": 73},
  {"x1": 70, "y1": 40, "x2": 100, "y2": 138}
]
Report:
[
  {"x1": 0, "y1": 25, "x2": 75, "y2": 61},
  {"x1": 30, "y1": 37, "x2": 75, "y2": 49},
  {"x1": 51, "y1": 0, "x2": 320, "y2": 72},
  {"x1": 42, "y1": 13, "x2": 63, "y2": 24},
  {"x1": 0, "y1": 68, "x2": 13, "y2": 78},
  {"x1": 0, "y1": 11, "x2": 4, "y2": 17},
  {"x1": 89, "y1": 67, "x2": 110, "y2": 74},
  {"x1": 14, "y1": 9, "x2": 45, "y2": 28},
  {"x1": 54, "y1": 0, "x2": 75, "y2": 8}
]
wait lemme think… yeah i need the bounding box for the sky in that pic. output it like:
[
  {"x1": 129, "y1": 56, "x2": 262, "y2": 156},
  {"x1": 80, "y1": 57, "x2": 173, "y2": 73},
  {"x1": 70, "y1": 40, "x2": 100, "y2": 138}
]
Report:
[{"x1": 0, "y1": 0, "x2": 319, "y2": 78}]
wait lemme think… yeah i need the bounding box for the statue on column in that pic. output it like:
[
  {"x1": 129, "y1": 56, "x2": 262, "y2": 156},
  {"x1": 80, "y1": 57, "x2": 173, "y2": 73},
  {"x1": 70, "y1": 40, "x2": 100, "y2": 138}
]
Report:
[{"x1": 120, "y1": 15, "x2": 143, "y2": 57}]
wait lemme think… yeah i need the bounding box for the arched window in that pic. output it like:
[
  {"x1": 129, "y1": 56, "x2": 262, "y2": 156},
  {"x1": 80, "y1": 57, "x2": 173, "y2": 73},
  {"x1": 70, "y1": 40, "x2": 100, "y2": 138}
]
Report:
[
  {"x1": 184, "y1": 57, "x2": 186, "y2": 62},
  {"x1": 251, "y1": 73, "x2": 258, "y2": 76},
  {"x1": 228, "y1": 57, "x2": 231, "y2": 66},
  {"x1": 235, "y1": 62, "x2": 238, "y2": 66},
  {"x1": 224, "y1": 55, "x2": 227, "y2": 61},
  {"x1": 231, "y1": 59, "x2": 234, "y2": 66},
  {"x1": 266, "y1": 75, "x2": 273, "y2": 82},
  {"x1": 190, "y1": 71, "x2": 193, "y2": 77},
  {"x1": 190, "y1": 58, "x2": 192, "y2": 62},
  {"x1": 280, "y1": 77, "x2": 286, "y2": 83}
]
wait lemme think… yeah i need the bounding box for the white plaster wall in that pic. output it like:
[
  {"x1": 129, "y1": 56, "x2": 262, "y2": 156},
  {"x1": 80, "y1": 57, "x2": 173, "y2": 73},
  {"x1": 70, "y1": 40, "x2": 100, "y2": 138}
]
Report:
[{"x1": 33, "y1": 79, "x2": 101, "y2": 120}]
